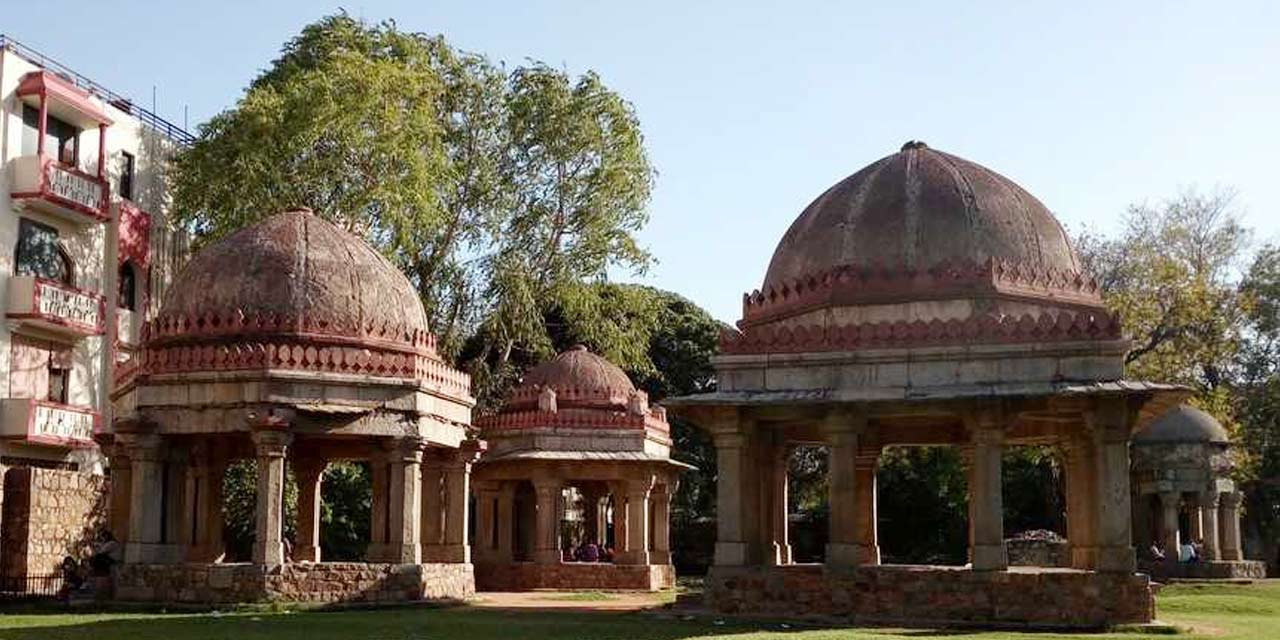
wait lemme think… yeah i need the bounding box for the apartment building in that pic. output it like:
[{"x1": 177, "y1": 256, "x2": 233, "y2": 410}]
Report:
[{"x1": 0, "y1": 35, "x2": 189, "y2": 476}]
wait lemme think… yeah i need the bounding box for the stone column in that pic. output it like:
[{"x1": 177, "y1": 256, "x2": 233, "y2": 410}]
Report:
[
  {"x1": 251, "y1": 429, "x2": 292, "y2": 566},
  {"x1": 1188, "y1": 498, "x2": 1205, "y2": 544},
  {"x1": 619, "y1": 479, "x2": 652, "y2": 565},
  {"x1": 368, "y1": 448, "x2": 392, "y2": 561},
  {"x1": 1219, "y1": 492, "x2": 1244, "y2": 561},
  {"x1": 123, "y1": 434, "x2": 165, "y2": 563},
  {"x1": 825, "y1": 419, "x2": 862, "y2": 568},
  {"x1": 473, "y1": 482, "x2": 500, "y2": 562},
  {"x1": 968, "y1": 417, "x2": 1007, "y2": 571},
  {"x1": 1064, "y1": 435, "x2": 1099, "y2": 569},
  {"x1": 107, "y1": 446, "x2": 132, "y2": 544},
  {"x1": 387, "y1": 439, "x2": 425, "y2": 564},
  {"x1": 1197, "y1": 491, "x2": 1221, "y2": 561},
  {"x1": 652, "y1": 483, "x2": 673, "y2": 565},
  {"x1": 765, "y1": 442, "x2": 792, "y2": 566},
  {"x1": 533, "y1": 479, "x2": 562, "y2": 564},
  {"x1": 440, "y1": 448, "x2": 475, "y2": 563},
  {"x1": 421, "y1": 459, "x2": 445, "y2": 560},
  {"x1": 293, "y1": 458, "x2": 326, "y2": 563},
  {"x1": 580, "y1": 487, "x2": 602, "y2": 546},
  {"x1": 853, "y1": 447, "x2": 881, "y2": 565},
  {"x1": 1092, "y1": 398, "x2": 1137, "y2": 573},
  {"x1": 496, "y1": 482, "x2": 516, "y2": 562},
  {"x1": 185, "y1": 443, "x2": 228, "y2": 562},
  {"x1": 710, "y1": 409, "x2": 762, "y2": 566},
  {"x1": 609, "y1": 482, "x2": 628, "y2": 553},
  {"x1": 1158, "y1": 491, "x2": 1181, "y2": 562}
]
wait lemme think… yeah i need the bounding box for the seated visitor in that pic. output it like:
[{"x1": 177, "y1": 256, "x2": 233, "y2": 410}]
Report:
[
  {"x1": 1179, "y1": 541, "x2": 1198, "y2": 563},
  {"x1": 1149, "y1": 542, "x2": 1166, "y2": 561},
  {"x1": 90, "y1": 530, "x2": 121, "y2": 576},
  {"x1": 1192, "y1": 539, "x2": 1206, "y2": 562},
  {"x1": 579, "y1": 541, "x2": 600, "y2": 562}
]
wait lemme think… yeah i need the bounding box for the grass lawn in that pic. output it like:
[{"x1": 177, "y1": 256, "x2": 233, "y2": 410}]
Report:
[{"x1": 0, "y1": 580, "x2": 1274, "y2": 640}]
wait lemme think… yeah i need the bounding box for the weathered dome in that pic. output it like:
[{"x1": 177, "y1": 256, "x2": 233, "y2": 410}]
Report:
[
  {"x1": 1135, "y1": 405, "x2": 1230, "y2": 445},
  {"x1": 140, "y1": 209, "x2": 440, "y2": 379},
  {"x1": 507, "y1": 345, "x2": 636, "y2": 411},
  {"x1": 762, "y1": 141, "x2": 1081, "y2": 292}
]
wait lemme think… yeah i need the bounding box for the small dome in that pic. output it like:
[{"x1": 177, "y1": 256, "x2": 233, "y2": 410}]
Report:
[
  {"x1": 1134, "y1": 405, "x2": 1230, "y2": 444},
  {"x1": 142, "y1": 210, "x2": 437, "y2": 378},
  {"x1": 762, "y1": 142, "x2": 1081, "y2": 292},
  {"x1": 508, "y1": 345, "x2": 636, "y2": 411}
]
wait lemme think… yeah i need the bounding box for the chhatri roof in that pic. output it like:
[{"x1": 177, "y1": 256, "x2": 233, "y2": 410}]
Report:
[{"x1": 1134, "y1": 404, "x2": 1230, "y2": 445}]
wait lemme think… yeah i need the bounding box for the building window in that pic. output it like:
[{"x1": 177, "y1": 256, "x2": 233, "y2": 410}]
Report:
[
  {"x1": 21, "y1": 105, "x2": 80, "y2": 167},
  {"x1": 10, "y1": 336, "x2": 72, "y2": 405},
  {"x1": 15, "y1": 219, "x2": 74, "y2": 285},
  {"x1": 48, "y1": 356, "x2": 70, "y2": 404},
  {"x1": 119, "y1": 151, "x2": 136, "y2": 201},
  {"x1": 118, "y1": 261, "x2": 138, "y2": 310}
]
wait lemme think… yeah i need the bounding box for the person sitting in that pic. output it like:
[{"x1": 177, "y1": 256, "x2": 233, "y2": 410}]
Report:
[
  {"x1": 579, "y1": 542, "x2": 600, "y2": 563},
  {"x1": 1179, "y1": 541, "x2": 1198, "y2": 563},
  {"x1": 1149, "y1": 542, "x2": 1166, "y2": 561},
  {"x1": 90, "y1": 530, "x2": 121, "y2": 576},
  {"x1": 1192, "y1": 539, "x2": 1206, "y2": 562}
]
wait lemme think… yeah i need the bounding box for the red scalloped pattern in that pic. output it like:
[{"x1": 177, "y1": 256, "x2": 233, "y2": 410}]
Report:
[
  {"x1": 742, "y1": 258, "x2": 1104, "y2": 325},
  {"x1": 476, "y1": 405, "x2": 670, "y2": 434},
  {"x1": 143, "y1": 309, "x2": 437, "y2": 353},
  {"x1": 505, "y1": 384, "x2": 632, "y2": 410},
  {"x1": 722, "y1": 309, "x2": 1122, "y2": 354}
]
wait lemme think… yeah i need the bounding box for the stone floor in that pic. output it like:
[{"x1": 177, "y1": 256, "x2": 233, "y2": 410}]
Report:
[{"x1": 471, "y1": 590, "x2": 669, "y2": 611}]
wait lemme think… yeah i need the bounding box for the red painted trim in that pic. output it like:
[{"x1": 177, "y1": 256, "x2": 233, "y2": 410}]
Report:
[
  {"x1": 10, "y1": 156, "x2": 109, "y2": 223},
  {"x1": 97, "y1": 124, "x2": 107, "y2": 180},
  {"x1": 6, "y1": 277, "x2": 108, "y2": 336},
  {"x1": 5, "y1": 398, "x2": 100, "y2": 448},
  {"x1": 16, "y1": 71, "x2": 114, "y2": 125}
]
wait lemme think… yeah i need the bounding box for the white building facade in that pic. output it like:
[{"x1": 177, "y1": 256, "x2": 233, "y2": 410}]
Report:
[{"x1": 0, "y1": 35, "x2": 189, "y2": 475}]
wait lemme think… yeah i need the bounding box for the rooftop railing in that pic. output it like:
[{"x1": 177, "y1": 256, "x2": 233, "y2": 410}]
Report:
[{"x1": 0, "y1": 33, "x2": 195, "y2": 145}]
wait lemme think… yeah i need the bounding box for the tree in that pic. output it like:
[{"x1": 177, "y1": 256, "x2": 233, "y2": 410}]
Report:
[
  {"x1": 171, "y1": 14, "x2": 653, "y2": 361},
  {"x1": 1234, "y1": 246, "x2": 1280, "y2": 568}
]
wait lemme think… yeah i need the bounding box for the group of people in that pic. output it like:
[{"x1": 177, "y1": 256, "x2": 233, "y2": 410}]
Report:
[
  {"x1": 1149, "y1": 538, "x2": 1209, "y2": 563},
  {"x1": 562, "y1": 541, "x2": 615, "y2": 563}
]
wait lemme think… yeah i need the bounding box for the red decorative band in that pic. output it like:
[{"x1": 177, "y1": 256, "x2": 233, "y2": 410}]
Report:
[
  {"x1": 477, "y1": 406, "x2": 670, "y2": 433},
  {"x1": 144, "y1": 309, "x2": 438, "y2": 356}
]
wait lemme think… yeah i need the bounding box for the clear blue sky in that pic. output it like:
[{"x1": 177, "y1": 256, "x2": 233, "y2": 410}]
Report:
[{"x1": 8, "y1": 1, "x2": 1279, "y2": 322}]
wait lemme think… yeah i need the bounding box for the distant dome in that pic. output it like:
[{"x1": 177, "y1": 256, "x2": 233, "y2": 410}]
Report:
[
  {"x1": 507, "y1": 345, "x2": 636, "y2": 411},
  {"x1": 1134, "y1": 405, "x2": 1230, "y2": 445},
  {"x1": 142, "y1": 209, "x2": 436, "y2": 378},
  {"x1": 762, "y1": 142, "x2": 1081, "y2": 293}
]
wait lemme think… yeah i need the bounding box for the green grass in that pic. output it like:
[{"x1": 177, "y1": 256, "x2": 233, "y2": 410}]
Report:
[
  {"x1": 533, "y1": 591, "x2": 620, "y2": 602},
  {"x1": 0, "y1": 580, "x2": 1273, "y2": 640}
]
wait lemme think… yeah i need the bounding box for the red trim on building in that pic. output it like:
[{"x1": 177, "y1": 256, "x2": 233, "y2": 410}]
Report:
[
  {"x1": 10, "y1": 156, "x2": 110, "y2": 223},
  {"x1": 16, "y1": 70, "x2": 113, "y2": 125}
]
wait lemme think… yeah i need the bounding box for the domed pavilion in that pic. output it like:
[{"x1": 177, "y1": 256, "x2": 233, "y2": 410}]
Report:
[
  {"x1": 667, "y1": 142, "x2": 1187, "y2": 626},
  {"x1": 105, "y1": 209, "x2": 480, "y2": 604},
  {"x1": 1131, "y1": 404, "x2": 1265, "y2": 578},
  {"x1": 471, "y1": 345, "x2": 688, "y2": 591}
]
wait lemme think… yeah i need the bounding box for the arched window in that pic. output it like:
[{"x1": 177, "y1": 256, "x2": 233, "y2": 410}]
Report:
[
  {"x1": 15, "y1": 218, "x2": 73, "y2": 285},
  {"x1": 118, "y1": 261, "x2": 138, "y2": 310},
  {"x1": 56, "y1": 247, "x2": 74, "y2": 286}
]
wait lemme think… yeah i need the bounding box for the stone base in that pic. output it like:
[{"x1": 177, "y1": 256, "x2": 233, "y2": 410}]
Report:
[
  {"x1": 704, "y1": 564, "x2": 1154, "y2": 627},
  {"x1": 1139, "y1": 559, "x2": 1268, "y2": 580},
  {"x1": 475, "y1": 562, "x2": 674, "y2": 592},
  {"x1": 112, "y1": 562, "x2": 475, "y2": 604}
]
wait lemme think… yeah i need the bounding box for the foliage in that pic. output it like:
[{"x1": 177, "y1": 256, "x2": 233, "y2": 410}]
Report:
[
  {"x1": 318, "y1": 462, "x2": 372, "y2": 561},
  {"x1": 1000, "y1": 447, "x2": 1065, "y2": 536},
  {"x1": 876, "y1": 447, "x2": 969, "y2": 565},
  {"x1": 171, "y1": 13, "x2": 653, "y2": 361},
  {"x1": 221, "y1": 460, "x2": 298, "y2": 562}
]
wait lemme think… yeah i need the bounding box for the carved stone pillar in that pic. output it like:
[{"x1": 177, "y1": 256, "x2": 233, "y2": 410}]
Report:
[
  {"x1": 580, "y1": 486, "x2": 602, "y2": 546},
  {"x1": 765, "y1": 442, "x2": 791, "y2": 566},
  {"x1": 609, "y1": 482, "x2": 627, "y2": 554},
  {"x1": 1197, "y1": 491, "x2": 1221, "y2": 561},
  {"x1": 1158, "y1": 491, "x2": 1181, "y2": 561},
  {"x1": 122, "y1": 434, "x2": 164, "y2": 563},
  {"x1": 106, "y1": 444, "x2": 132, "y2": 544},
  {"x1": 421, "y1": 459, "x2": 445, "y2": 560},
  {"x1": 652, "y1": 482, "x2": 673, "y2": 565},
  {"x1": 439, "y1": 444, "x2": 477, "y2": 563},
  {"x1": 293, "y1": 458, "x2": 326, "y2": 563},
  {"x1": 473, "y1": 481, "x2": 500, "y2": 562},
  {"x1": 1219, "y1": 492, "x2": 1244, "y2": 561},
  {"x1": 1064, "y1": 434, "x2": 1099, "y2": 569},
  {"x1": 388, "y1": 439, "x2": 424, "y2": 564},
  {"x1": 824, "y1": 410, "x2": 866, "y2": 568},
  {"x1": 496, "y1": 482, "x2": 516, "y2": 562},
  {"x1": 185, "y1": 442, "x2": 228, "y2": 562},
  {"x1": 853, "y1": 447, "x2": 881, "y2": 565},
  {"x1": 710, "y1": 409, "x2": 760, "y2": 566},
  {"x1": 968, "y1": 416, "x2": 1006, "y2": 571},
  {"x1": 1092, "y1": 398, "x2": 1137, "y2": 573},
  {"x1": 619, "y1": 479, "x2": 652, "y2": 565},
  {"x1": 251, "y1": 429, "x2": 291, "y2": 566},
  {"x1": 533, "y1": 479, "x2": 562, "y2": 564},
  {"x1": 367, "y1": 445, "x2": 393, "y2": 561}
]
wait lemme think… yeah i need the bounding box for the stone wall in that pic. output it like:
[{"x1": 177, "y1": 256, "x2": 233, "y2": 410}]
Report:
[
  {"x1": 1138, "y1": 559, "x2": 1268, "y2": 580},
  {"x1": 1006, "y1": 532, "x2": 1070, "y2": 568},
  {"x1": 1, "y1": 467, "x2": 107, "y2": 579},
  {"x1": 704, "y1": 565, "x2": 1154, "y2": 627},
  {"x1": 475, "y1": 562, "x2": 674, "y2": 591},
  {"x1": 113, "y1": 562, "x2": 474, "y2": 604}
]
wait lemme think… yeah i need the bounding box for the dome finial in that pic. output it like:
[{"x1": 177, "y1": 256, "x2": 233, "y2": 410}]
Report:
[
  {"x1": 900, "y1": 140, "x2": 929, "y2": 152},
  {"x1": 569, "y1": 344, "x2": 589, "y2": 352}
]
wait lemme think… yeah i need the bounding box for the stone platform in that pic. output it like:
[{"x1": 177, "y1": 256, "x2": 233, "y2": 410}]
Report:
[
  {"x1": 704, "y1": 564, "x2": 1155, "y2": 627},
  {"x1": 1139, "y1": 559, "x2": 1268, "y2": 580},
  {"x1": 474, "y1": 562, "x2": 674, "y2": 592},
  {"x1": 112, "y1": 562, "x2": 475, "y2": 604}
]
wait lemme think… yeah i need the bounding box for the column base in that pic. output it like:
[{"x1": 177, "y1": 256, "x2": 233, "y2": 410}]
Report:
[
  {"x1": 1096, "y1": 545, "x2": 1137, "y2": 573},
  {"x1": 252, "y1": 541, "x2": 285, "y2": 566},
  {"x1": 715, "y1": 541, "x2": 751, "y2": 566},
  {"x1": 186, "y1": 545, "x2": 227, "y2": 563},
  {"x1": 534, "y1": 549, "x2": 562, "y2": 564},
  {"x1": 1071, "y1": 545, "x2": 1098, "y2": 570},
  {"x1": 766, "y1": 542, "x2": 793, "y2": 566},
  {"x1": 617, "y1": 550, "x2": 651, "y2": 565},
  {"x1": 970, "y1": 544, "x2": 1008, "y2": 571},
  {"x1": 855, "y1": 543, "x2": 880, "y2": 565},
  {"x1": 825, "y1": 542, "x2": 861, "y2": 567},
  {"x1": 423, "y1": 544, "x2": 471, "y2": 563},
  {"x1": 650, "y1": 551, "x2": 673, "y2": 565},
  {"x1": 126, "y1": 542, "x2": 180, "y2": 564},
  {"x1": 366, "y1": 543, "x2": 395, "y2": 563}
]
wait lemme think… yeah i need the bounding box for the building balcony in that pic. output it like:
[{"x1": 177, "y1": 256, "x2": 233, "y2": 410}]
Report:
[
  {"x1": 9, "y1": 155, "x2": 109, "y2": 225},
  {"x1": 117, "y1": 307, "x2": 141, "y2": 347},
  {"x1": 6, "y1": 276, "x2": 106, "y2": 340},
  {"x1": 0, "y1": 398, "x2": 99, "y2": 448}
]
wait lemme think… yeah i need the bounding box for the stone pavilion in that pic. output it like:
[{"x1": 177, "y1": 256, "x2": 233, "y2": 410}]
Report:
[
  {"x1": 1131, "y1": 404, "x2": 1266, "y2": 579},
  {"x1": 471, "y1": 346, "x2": 687, "y2": 591},
  {"x1": 104, "y1": 209, "x2": 480, "y2": 604},
  {"x1": 667, "y1": 142, "x2": 1187, "y2": 627}
]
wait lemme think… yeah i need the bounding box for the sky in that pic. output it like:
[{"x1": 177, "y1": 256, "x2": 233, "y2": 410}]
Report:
[{"x1": 6, "y1": 1, "x2": 1279, "y2": 322}]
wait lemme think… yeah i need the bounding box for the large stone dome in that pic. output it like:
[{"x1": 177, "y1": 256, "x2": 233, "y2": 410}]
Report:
[
  {"x1": 140, "y1": 209, "x2": 439, "y2": 379},
  {"x1": 506, "y1": 345, "x2": 637, "y2": 412},
  {"x1": 762, "y1": 141, "x2": 1081, "y2": 292},
  {"x1": 1135, "y1": 405, "x2": 1230, "y2": 445}
]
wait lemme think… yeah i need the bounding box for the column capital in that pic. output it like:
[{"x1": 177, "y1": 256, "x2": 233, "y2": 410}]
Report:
[
  {"x1": 1158, "y1": 490, "x2": 1182, "y2": 507},
  {"x1": 1220, "y1": 491, "x2": 1244, "y2": 509},
  {"x1": 118, "y1": 433, "x2": 163, "y2": 460},
  {"x1": 712, "y1": 431, "x2": 748, "y2": 449},
  {"x1": 822, "y1": 407, "x2": 868, "y2": 437},
  {"x1": 1196, "y1": 490, "x2": 1222, "y2": 509},
  {"x1": 251, "y1": 429, "x2": 292, "y2": 457}
]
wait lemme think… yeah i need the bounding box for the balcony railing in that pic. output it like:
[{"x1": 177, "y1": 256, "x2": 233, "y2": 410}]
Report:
[
  {"x1": 117, "y1": 307, "x2": 141, "y2": 347},
  {"x1": 9, "y1": 155, "x2": 109, "y2": 224},
  {"x1": 0, "y1": 399, "x2": 99, "y2": 447},
  {"x1": 6, "y1": 276, "x2": 106, "y2": 339}
]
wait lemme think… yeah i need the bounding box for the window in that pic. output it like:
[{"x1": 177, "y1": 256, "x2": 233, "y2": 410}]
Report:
[
  {"x1": 14, "y1": 219, "x2": 73, "y2": 285},
  {"x1": 48, "y1": 356, "x2": 70, "y2": 404},
  {"x1": 21, "y1": 105, "x2": 80, "y2": 167},
  {"x1": 119, "y1": 151, "x2": 135, "y2": 201},
  {"x1": 118, "y1": 261, "x2": 138, "y2": 310},
  {"x1": 10, "y1": 336, "x2": 71, "y2": 404}
]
